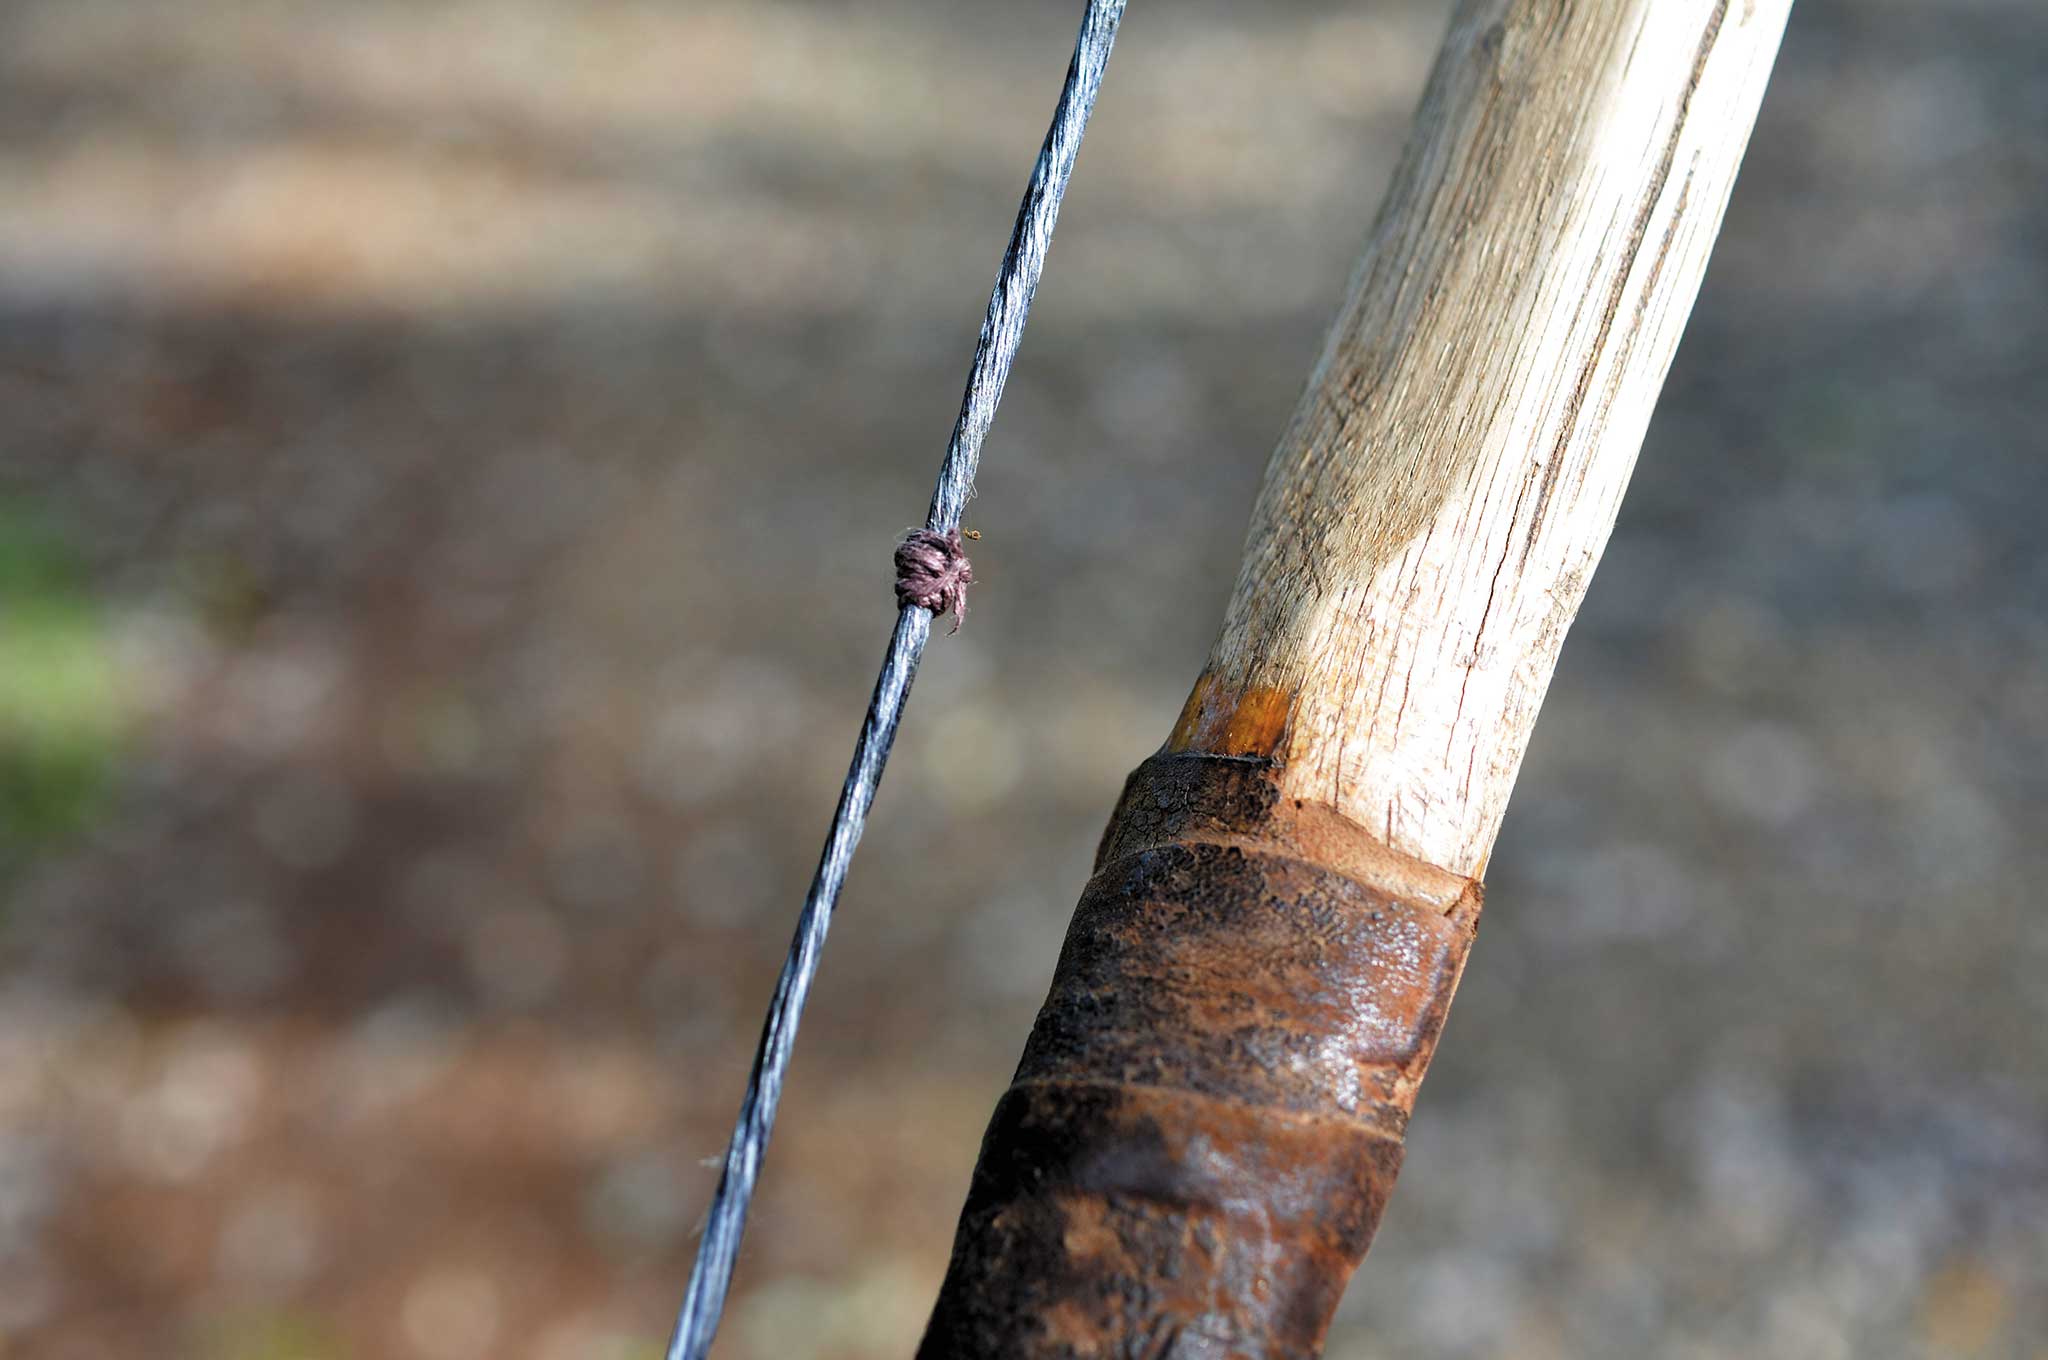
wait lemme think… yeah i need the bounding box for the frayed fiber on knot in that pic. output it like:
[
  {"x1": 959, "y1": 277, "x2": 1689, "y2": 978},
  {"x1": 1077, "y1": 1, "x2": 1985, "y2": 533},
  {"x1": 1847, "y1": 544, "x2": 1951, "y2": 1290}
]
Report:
[{"x1": 895, "y1": 528, "x2": 976, "y2": 632}]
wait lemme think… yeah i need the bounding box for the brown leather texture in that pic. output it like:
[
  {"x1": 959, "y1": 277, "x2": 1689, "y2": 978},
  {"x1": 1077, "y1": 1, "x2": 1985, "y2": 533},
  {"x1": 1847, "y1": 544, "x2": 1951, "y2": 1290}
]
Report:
[{"x1": 920, "y1": 753, "x2": 1482, "y2": 1358}]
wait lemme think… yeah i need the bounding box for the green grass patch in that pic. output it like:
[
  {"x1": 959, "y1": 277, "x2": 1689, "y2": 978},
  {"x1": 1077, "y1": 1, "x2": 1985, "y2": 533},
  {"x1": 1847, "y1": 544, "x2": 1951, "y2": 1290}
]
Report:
[
  {"x1": 0, "y1": 501, "x2": 125, "y2": 875},
  {"x1": 198, "y1": 1306, "x2": 351, "y2": 1360}
]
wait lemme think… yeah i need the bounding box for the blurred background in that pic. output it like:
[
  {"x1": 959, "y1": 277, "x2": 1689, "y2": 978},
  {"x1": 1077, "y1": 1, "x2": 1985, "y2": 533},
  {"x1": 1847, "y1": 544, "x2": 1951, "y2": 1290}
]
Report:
[{"x1": 1, "y1": 1, "x2": 2043, "y2": 1357}]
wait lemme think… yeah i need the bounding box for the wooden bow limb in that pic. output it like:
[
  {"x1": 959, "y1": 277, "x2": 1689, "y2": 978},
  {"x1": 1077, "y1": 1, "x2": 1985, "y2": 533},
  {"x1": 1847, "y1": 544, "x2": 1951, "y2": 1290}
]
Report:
[{"x1": 920, "y1": 1, "x2": 1790, "y2": 1354}]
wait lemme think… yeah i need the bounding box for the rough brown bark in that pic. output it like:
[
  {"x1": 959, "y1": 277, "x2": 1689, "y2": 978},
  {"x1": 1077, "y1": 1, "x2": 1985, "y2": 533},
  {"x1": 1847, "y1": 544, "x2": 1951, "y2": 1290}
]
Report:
[{"x1": 920, "y1": 754, "x2": 1479, "y2": 1356}]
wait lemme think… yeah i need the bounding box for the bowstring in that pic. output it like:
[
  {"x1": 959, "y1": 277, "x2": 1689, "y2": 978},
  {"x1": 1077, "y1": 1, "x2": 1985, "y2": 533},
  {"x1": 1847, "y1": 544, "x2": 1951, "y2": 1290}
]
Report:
[{"x1": 666, "y1": 5, "x2": 1127, "y2": 1355}]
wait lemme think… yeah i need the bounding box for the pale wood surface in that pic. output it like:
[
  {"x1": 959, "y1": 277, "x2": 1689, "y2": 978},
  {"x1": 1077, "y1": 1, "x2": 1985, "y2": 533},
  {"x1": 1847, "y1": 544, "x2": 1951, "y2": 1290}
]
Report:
[{"x1": 1169, "y1": 0, "x2": 1790, "y2": 878}]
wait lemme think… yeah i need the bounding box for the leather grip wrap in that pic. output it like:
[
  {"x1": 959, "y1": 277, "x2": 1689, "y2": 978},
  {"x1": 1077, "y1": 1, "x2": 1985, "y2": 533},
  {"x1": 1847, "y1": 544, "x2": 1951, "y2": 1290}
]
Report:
[{"x1": 920, "y1": 753, "x2": 1482, "y2": 1357}]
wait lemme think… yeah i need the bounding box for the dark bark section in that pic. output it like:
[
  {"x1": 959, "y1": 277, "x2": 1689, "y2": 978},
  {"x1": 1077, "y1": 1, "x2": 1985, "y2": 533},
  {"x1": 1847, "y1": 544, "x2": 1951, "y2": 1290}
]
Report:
[{"x1": 920, "y1": 754, "x2": 1483, "y2": 1358}]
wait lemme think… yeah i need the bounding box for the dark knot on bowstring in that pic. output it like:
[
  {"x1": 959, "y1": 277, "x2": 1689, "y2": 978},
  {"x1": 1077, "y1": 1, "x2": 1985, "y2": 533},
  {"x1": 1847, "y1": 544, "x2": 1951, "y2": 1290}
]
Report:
[{"x1": 894, "y1": 528, "x2": 976, "y2": 633}]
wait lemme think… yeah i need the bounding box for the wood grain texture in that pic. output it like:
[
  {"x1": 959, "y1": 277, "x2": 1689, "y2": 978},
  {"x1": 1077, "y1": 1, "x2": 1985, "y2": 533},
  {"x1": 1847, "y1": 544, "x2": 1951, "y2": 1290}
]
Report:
[{"x1": 1169, "y1": 0, "x2": 1790, "y2": 877}]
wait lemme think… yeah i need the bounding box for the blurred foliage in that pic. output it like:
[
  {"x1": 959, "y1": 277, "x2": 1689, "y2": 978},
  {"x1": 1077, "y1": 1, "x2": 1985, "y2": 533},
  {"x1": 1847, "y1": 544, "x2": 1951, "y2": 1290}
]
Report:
[
  {"x1": 201, "y1": 1308, "x2": 351, "y2": 1360},
  {"x1": 0, "y1": 500, "x2": 123, "y2": 877}
]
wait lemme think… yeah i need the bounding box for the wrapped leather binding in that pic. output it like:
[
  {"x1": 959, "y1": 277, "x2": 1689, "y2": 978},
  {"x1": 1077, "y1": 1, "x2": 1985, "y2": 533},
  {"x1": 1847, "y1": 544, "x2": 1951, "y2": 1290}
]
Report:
[{"x1": 920, "y1": 752, "x2": 1481, "y2": 1357}]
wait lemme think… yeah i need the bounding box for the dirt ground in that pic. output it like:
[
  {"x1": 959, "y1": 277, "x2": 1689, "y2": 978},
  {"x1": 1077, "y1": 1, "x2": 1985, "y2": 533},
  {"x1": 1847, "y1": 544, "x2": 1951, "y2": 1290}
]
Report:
[{"x1": 2, "y1": 1, "x2": 2044, "y2": 1357}]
